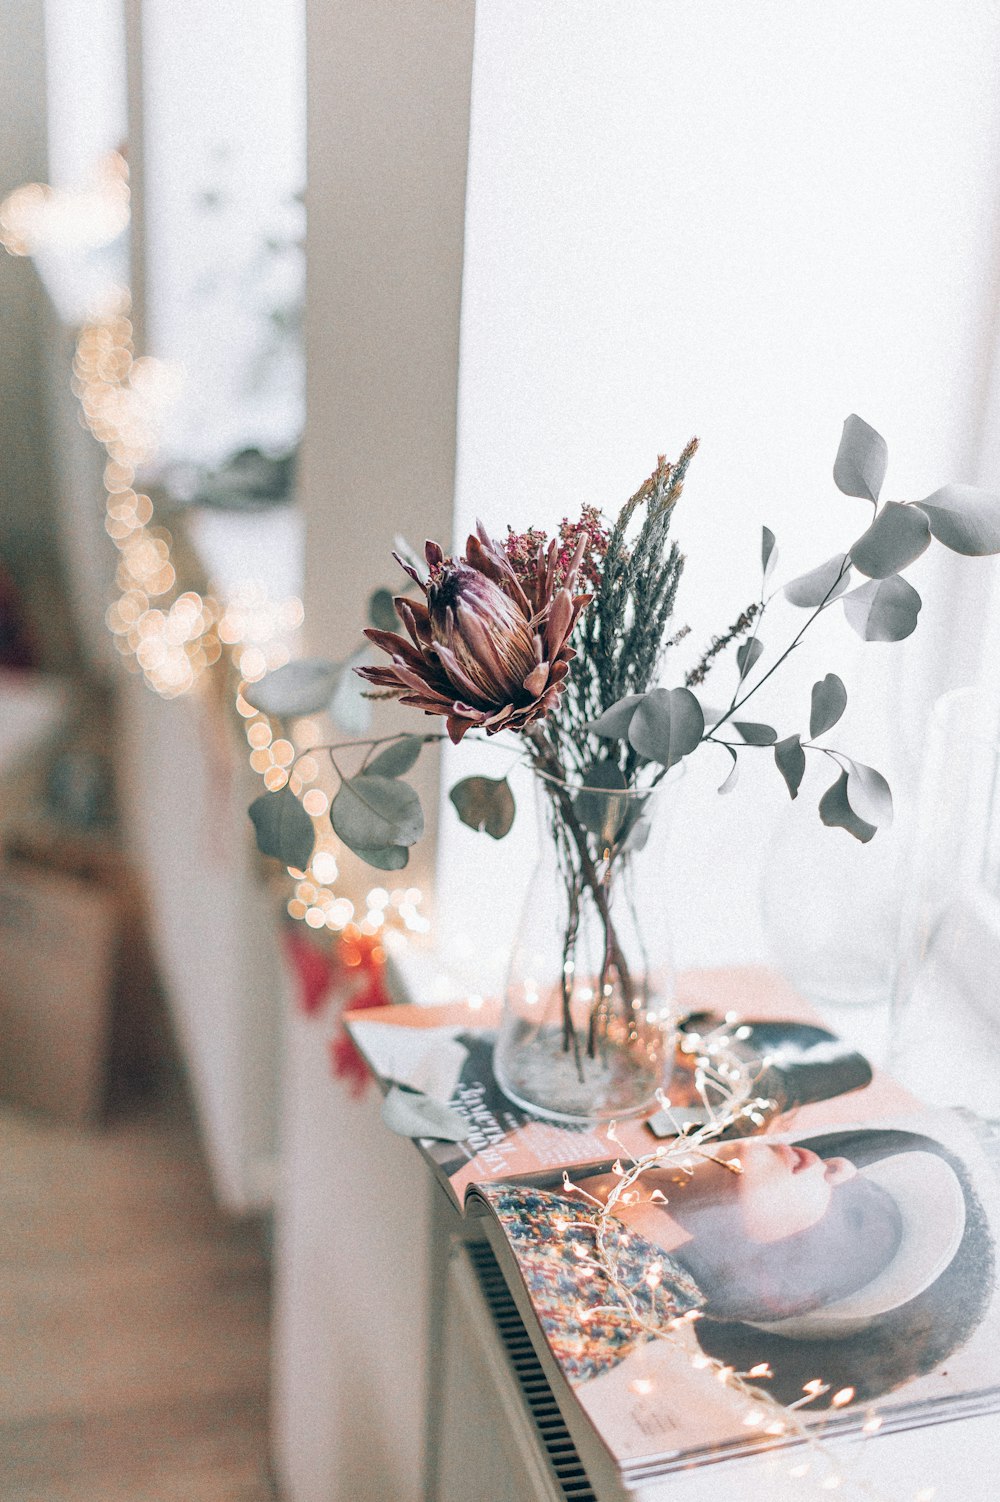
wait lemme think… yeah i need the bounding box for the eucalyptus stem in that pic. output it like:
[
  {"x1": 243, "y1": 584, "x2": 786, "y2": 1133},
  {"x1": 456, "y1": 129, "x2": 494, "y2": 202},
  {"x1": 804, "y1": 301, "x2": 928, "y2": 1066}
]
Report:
[
  {"x1": 559, "y1": 863, "x2": 585, "y2": 1082},
  {"x1": 528, "y1": 725, "x2": 637, "y2": 1061},
  {"x1": 708, "y1": 559, "x2": 850, "y2": 737}
]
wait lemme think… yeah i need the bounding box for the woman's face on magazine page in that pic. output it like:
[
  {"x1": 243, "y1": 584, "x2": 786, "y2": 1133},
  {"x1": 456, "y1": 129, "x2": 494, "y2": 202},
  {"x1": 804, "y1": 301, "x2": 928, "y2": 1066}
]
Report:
[
  {"x1": 635, "y1": 1139, "x2": 898, "y2": 1320},
  {"x1": 712, "y1": 1140, "x2": 858, "y2": 1242},
  {"x1": 642, "y1": 1140, "x2": 859, "y2": 1243}
]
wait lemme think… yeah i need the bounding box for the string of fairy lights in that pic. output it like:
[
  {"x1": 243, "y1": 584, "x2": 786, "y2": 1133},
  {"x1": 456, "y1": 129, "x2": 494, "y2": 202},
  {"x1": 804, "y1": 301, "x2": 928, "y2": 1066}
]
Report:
[
  {"x1": 1, "y1": 153, "x2": 427, "y2": 943},
  {"x1": 562, "y1": 1019, "x2": 936, "y2": 1502}
]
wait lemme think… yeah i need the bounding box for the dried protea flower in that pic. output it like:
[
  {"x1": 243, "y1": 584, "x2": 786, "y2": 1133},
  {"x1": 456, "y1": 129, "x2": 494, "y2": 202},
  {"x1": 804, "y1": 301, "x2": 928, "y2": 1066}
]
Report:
[{"x1": 357, "y1": 523, "x2": 592, "y2": 744}]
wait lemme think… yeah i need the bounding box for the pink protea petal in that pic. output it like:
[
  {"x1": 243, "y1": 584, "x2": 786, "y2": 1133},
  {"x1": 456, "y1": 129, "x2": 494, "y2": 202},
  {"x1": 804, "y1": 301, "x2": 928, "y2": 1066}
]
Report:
[
  {"x1": 563, "y1": 532, "x2": 588, "y2": 592},
  {"x1": 523, "y1": 662, "x2": 549, "y2": 695},
  {"x1": 363, "y1": 626, "x2": 424, "y2": 665},
  {"x1": 466, "y1": 534, "x2": 533, "y2": 617},
  {"x1": 451, "y1": 700, "x2": 488, "y2": 722},
  {"x1": 392, "y1": 602, "x2": 433, "y2": 656},
  {"x1": 483, "y1": 703, "x2": 519, "y2": 731},
  {"x1": 455, "y1": 599, "x2": 534, "y2": 696},
  {"x1": 432, "y1": 641, "x2": 496, "y2": 707},
  {"x1": 465, "y1": 533, "x2": 503, "y2": 582},
  {"x1": 447, "y1": 716, "x2": 473, "y2": 744},
  {"x1": 396, "y1": 597, "x2": 432, "y2": 644},
  {"x1": 545, "y1": 589, "x2": 573, "y2": 657},
  {"x1": 392, "y1": 559, "x2": 425, "y2": 594},
  {"x1": 400, "y1": 693, "x2": 457, "y2": 714},
  {"x1": 393, "y1": 663, "x2": 447, "y2": 698},
  {"x1": 544, "y1": 538, "x2": 560, "y2": 601},
  {"x1": 355, "y1": 666, "x2": 404, "y2": 689}
]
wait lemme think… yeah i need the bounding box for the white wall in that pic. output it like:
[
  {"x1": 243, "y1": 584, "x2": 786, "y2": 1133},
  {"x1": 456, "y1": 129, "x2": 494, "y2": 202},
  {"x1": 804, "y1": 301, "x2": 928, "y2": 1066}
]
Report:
[
  {"x1": 299, "y1": 0, "x2": 477, "y2": 909},
  {"x1": 438, "y1": 0, "x2": 1000, "y2": 986},
  {"x1": 273, "y1": 6, "x2": 476, "y2": 1498},
  {"x1": 43, "y1": 0, "x2": 127, "y2": 190},
  {"x1": 140, "y1": 0, "x2": 306, "y2": 463},
  {"x1": 117, "y1": 673, "x2": 285, "y2": 1211}
]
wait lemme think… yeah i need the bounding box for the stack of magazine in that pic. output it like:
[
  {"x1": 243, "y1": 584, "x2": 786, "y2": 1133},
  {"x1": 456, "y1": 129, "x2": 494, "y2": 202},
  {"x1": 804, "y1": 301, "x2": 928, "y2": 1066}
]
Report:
[{"x1": 346, "y1": 968, "x2": 1000, "y2": 1489}]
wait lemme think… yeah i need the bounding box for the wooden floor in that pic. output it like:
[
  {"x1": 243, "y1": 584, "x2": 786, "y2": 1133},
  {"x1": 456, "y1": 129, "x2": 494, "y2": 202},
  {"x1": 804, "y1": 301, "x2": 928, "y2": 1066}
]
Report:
[{"x1": 0, "y1": 1087, "x2": 276, "y2": 1502}]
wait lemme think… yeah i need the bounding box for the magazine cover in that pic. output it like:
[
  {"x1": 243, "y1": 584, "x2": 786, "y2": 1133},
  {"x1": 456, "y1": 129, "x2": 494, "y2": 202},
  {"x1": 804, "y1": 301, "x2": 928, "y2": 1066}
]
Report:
[{"x1": 346, "y1": 968, "x2": 1000, "y2": 1480}]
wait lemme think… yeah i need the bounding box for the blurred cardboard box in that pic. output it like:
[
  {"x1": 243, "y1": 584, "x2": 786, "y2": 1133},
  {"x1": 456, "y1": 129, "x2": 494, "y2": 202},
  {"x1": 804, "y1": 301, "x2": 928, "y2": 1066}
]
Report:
[
  {"x1": 0, "y1": 860, "x2": 117, "y2": 1124},
  {"x1": 0, "y1": 825, "x2": 163, "y2": 1125}
]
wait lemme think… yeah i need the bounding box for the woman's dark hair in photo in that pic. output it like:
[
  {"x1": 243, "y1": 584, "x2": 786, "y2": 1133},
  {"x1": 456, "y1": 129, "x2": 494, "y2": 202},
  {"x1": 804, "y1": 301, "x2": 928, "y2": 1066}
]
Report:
[
  {"x1": 691, "y1": 1129, "x2": 996, "y2": 1406},
  {"x1": 673, "y1": 1169, "x2": 903, "y2": 1322}
]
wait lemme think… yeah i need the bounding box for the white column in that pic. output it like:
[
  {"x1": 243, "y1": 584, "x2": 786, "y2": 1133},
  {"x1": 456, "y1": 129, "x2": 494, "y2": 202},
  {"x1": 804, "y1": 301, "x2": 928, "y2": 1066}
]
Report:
[
  {"x1": 300, "y1": 0, "x2": 476, "y2": 909},
  {"x1": 273, "y1": 5, "x2": 476, "y2": 1500}
]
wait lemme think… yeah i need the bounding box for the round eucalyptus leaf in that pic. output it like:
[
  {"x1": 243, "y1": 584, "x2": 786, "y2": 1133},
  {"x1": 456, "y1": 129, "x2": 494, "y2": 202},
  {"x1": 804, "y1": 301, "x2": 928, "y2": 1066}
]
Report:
[
  {"x1": 248, "y1": 787, "x2": 315, "y2": 871},
  {"x1": 244, "y1": 658, "x2": 341, "y2": 718},
  {"x1": 382, "y1": 1086, "x2": 468, "y2": 1142},
  {"x1": 330, "y1": 648, "x2": 374, "y2": 735},
  {"x1": 717, "y1": 745, "x2": 739, "y2": 795},
  {"x1": 849, "y1": 502, "x2": 930, "y2": 579},
  {"x1": 842, "y1": 575, "x2": 921, "y2": 642},
  {"x1": 833, "y1": 414, "x2": 888, "y2": 504},
  {"x1": 620, "y1": 816, "x2": 651, "y2": 854},
  {"x1": 628, "y1": 688, "x2": 705, "y2": 768},
  {"x1": 616, "y1": 792, "x2": 651, "y2": 850},
  {"x1": 449, "y1": 776, "x2": 516, "y2": 839},
  {"x1": 575, "y1": 761, "x2": 629, "y2": 844},
  {"x1": 587, "y1": 694, "x2": 644, "y2": 740},
  {"x1": 366, "y1": 735, "x2": 424, "y2": 778},
  {"x1": 845, "y1": 759, "x2": 893, "y2": 829},
  {"x1": 331, "y1": 774, "x2": 424, "y2": 851},
  {"x1": 733, "y1": 721, "x2": 777, "y2": 746},
  {"x1": 819, "y1": 769, "x2": 877, "y2": 843},
  {"x1": 353, "y1": 844, "x2": 410, "y2": 871},
  {"x1": 810, "y1": 673, "x2": 847, "y2": 739},
  {"x1": 784, "y1": 554, "x2": 851, "y2": 608},
  {"x1": 774, "y1": 734, "x2": 805, "y2": 800},
  {"x1": 737, "y1": 637, "x2": 764, "y2": 681},
  {"x1": 368, "y1": 588, "x2": 400, "y2": 632},
  {"x1": 762, "y1": 525, "x2": 778, "y2": 581},
  {"x1": 917, "y1": 485, "x2": 1000, "y2": 556}
]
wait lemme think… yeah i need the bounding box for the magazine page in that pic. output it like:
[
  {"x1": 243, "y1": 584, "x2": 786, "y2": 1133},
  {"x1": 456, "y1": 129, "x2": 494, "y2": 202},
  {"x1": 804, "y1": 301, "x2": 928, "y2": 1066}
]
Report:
[
  {"x1": 345, "y1": 965, "x2": 916, "y2": 1203},
  {"x1": 471, "y1": 1103, "x2": 1000, "y2": 1481},
  {"x1": 346, "y1": 996, "x2": 619, "y2": 1206}
]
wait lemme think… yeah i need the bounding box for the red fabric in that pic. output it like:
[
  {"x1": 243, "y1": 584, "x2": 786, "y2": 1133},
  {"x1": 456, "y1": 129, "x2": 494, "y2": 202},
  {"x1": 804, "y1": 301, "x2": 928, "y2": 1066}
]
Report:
[
  {"x1": 328, "y1": 929, "x2": 392, "y2": 1097},
  {"x1": 283, "y1": 924, "x2": 337, "y2": 1015},
  {"x1": 284, "y1": 921, "x2": 391, "y2": 1097}
]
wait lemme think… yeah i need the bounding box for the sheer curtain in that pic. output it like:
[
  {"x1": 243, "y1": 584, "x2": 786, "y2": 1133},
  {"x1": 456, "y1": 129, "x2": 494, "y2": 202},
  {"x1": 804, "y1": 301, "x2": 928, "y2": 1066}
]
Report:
[{"x1": 436, "y1": 0, "x2": 1000, "y2": 988}]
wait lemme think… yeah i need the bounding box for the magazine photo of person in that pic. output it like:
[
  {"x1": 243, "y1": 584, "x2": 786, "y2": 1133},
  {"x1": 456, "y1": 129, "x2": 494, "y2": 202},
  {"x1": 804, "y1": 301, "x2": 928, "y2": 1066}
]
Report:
[{"x1": 474, "y1": 1112, "x2": 1000, "y2": 1472}]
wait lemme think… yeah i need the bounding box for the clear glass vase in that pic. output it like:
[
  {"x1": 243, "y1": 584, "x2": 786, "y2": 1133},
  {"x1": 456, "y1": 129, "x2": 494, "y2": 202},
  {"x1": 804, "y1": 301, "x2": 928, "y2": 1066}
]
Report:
[
  {"x1": 891, "y1": 686, "x2": 1000, "y2": 1114},
  {"x1": 762, "y1": 797, "x2": 904, "y2": 1012},
  {"x1": 494, "y1": 772, "x2": 678, "y2": 1124}
]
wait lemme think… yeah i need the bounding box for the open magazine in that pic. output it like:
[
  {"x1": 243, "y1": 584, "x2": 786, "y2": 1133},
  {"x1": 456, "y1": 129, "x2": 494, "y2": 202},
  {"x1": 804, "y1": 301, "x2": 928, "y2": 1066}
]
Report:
[{"x1": 346, "y1": 967, "x2": 1000, "y2": 1484}]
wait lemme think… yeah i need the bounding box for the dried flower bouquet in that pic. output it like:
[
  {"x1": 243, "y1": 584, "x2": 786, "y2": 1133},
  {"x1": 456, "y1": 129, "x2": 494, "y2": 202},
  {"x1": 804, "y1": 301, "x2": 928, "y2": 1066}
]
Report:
[{"x1": 248, "y1": 415, "x2": 1000, "y2": 1095}]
